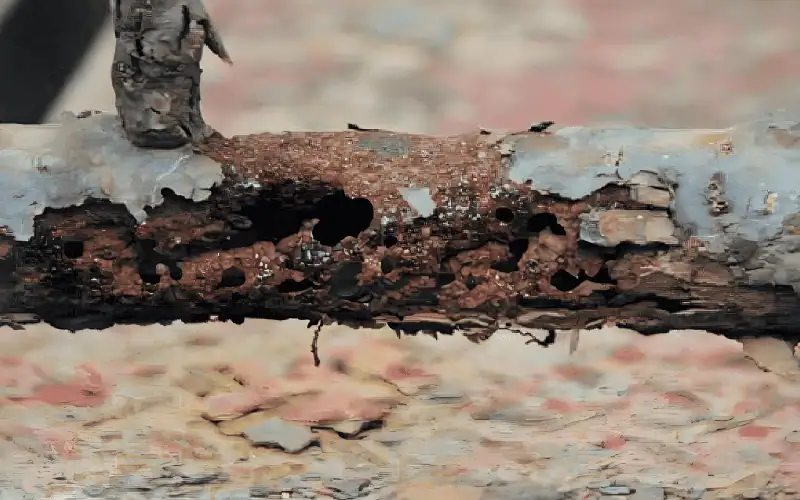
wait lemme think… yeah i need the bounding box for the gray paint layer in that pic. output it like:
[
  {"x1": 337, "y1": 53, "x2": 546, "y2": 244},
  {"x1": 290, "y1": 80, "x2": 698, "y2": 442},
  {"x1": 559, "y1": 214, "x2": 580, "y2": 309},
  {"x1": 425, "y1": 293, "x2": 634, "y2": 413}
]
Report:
[
  {"x1": 0, "y1": 112, "x2": 223, "y2": 240},
  {"x1": 399, "y1": 187, "x2": 437, "y2": 218},
  {"x1": 506, "y1": 119, "x2": 800, "y2": 245}
]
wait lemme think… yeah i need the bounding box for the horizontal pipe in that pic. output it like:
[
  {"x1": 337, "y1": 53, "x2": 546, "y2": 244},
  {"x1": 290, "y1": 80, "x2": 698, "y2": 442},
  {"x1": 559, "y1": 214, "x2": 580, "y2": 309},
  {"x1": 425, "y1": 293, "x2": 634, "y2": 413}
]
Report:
[{"x1": 0, "y1": 113, "x2": 799, "y2": 343}]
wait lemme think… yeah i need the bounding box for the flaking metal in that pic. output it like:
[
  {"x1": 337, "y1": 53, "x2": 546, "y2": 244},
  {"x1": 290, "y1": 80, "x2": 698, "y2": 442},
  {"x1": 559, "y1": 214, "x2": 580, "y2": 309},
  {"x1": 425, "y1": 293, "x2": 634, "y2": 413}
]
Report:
[{"x1": 3, "y1": 113, "x2": 800, "y2": 341}]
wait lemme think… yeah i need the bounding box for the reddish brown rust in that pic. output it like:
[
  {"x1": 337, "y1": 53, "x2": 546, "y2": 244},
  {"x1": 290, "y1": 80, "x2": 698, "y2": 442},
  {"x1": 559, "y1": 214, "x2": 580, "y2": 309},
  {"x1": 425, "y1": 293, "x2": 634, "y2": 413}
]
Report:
[
  {"x1": 0, "y1": 128, "x2": 799, "y2": 342},
  {"x1": 201, "y1": 131, "x2": 509, "y2": 217}
]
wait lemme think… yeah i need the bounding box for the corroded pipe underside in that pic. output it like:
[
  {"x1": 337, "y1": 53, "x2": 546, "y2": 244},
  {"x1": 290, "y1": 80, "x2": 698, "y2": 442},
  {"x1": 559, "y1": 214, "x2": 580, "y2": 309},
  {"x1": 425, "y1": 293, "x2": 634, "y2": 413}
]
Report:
[{"x1": 2, "y1": 113, "x2": 800, "y2": 340}]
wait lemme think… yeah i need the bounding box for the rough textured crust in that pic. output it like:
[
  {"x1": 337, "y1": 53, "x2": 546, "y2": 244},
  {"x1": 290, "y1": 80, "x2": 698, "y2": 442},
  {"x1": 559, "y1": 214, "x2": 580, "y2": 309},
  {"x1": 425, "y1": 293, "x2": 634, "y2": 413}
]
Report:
[{"x1": 2, "y1": 117, "x2": 800, "y2": 342}]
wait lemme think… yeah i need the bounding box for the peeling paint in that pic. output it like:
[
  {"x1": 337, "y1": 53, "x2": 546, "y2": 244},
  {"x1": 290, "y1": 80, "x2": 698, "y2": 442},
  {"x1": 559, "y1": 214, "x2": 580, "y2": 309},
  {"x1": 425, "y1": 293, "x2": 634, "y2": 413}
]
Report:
[
  {"x1": 0, "y1": 112, "x2": 223, "y2": 239},
  {"x1": 5, "y1": 118, "x2": 800, "y2": 337},
  {"x1": 505, "y1": 119, "x2": 800, "y2": 252},
  {"x1": 399, "y1": 187, "x2": 436, "y2": 218},
  {"x1": 579, "y1": 210, "x2": 678, "y2": 247}
]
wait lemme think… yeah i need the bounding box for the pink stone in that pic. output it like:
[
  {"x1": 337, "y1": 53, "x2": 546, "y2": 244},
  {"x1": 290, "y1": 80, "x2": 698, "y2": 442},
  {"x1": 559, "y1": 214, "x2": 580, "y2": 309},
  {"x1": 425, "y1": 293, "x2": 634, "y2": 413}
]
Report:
[
  {"x1": 542, "y1": 398, "x2": 574, "y2": 413},
  {"x1": 738, "y1": 425, "x2": 774, "y2": 439},
  {"x1": 0, "y1": 357, "x2": 48, "y2": 397},
  {"x1": 602, "y1": 435, "x2": 627, "y2": 449},
  {"x1": 610, "y1": 347, "x2": 646, "y2": 364},
  {"x1": 275, "y1": 390, "x2": 395, "y2": 425},
  {"x1": 8, "y1": 425, "x2": 79, "y2": 460},
  {"x1": 23, "y1": 364, "x2": 110, "y2": 408},
  {"x1": 115, "y1": 363, "x2": 168, "y2": 378}
]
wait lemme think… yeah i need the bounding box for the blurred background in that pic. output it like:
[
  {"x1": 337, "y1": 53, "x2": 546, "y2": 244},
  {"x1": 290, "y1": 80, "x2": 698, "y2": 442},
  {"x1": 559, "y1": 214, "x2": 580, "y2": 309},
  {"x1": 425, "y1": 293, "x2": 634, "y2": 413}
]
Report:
[
  {"x1": 1, "y1": 3, "x2": 800, "y2": 495},
  {"x1": 2, "y1": 0, "x2": 800, "y2": 135}
]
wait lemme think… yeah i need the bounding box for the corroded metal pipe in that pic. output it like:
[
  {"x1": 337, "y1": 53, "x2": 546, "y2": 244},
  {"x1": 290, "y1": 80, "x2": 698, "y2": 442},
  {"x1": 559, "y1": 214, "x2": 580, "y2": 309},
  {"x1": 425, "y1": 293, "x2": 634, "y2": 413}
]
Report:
[{"x1": 1, "y1": 112, "x2": 800, "y2": 341}]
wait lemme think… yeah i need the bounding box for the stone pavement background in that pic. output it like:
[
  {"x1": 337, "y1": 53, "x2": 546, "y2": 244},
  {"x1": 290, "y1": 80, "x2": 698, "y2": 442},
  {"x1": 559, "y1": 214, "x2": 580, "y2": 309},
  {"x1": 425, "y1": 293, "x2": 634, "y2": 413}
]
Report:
[
  {"x1": 18, "y1": 1, "x2": 800, "y2": 499},
  {"x1": 3, "y1": 323, "x2": 800, "y2": 500},
  {"x1": 52, "y1": 0, "x2": 800, "y2": 135}
]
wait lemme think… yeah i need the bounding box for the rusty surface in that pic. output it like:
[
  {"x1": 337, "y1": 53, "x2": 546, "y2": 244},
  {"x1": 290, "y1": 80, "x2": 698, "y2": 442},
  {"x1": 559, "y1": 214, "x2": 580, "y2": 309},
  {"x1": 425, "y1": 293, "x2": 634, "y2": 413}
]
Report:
[{"x1": 0, "y1": 126, "x2": 799, "y2": 342}]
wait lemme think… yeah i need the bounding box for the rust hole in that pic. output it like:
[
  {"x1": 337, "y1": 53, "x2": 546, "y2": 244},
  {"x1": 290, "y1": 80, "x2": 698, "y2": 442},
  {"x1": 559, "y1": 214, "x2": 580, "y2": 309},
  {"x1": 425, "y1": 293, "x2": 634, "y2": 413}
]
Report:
[
  {"x1": 220, "y1": 190, "x2": 307, "y2": 249},
  {"x1": 550, "y1": 264, "x2": 616, "y2": 292},
  {"x1": 550, "y1": 269, "x2": 581, "y2": 291},
  {"x1": 220, "y1": 267, "x2": 246, "y2": 288},
  {"x1": 170, "y1": 263, "x2": 183, "y2": 281},
  {"x1": 527, "y1": 212, "x2": 566, "y2": 235},
  {"x1": 137, "y1": 238, "x2": 161, "y2": 284},
  {"x1": 491, "y1": 238, "x2": 529, "y2": 273},
  {"x1": 137, "y1": 238, "x2": 182, "y2": 284},
  {"x1": 380, "y1": 257, "x2": 395, "y2": 273},
  {"x1": 312, "y1": 192, "x2": 374, "y2": 247},
  {"x1": 495, "y1": 207, "x2": 515, "y2": 223},
  {"x1": 138, "y1": 261, "x2": 161, "y2": 285},
  {"x1": 588, "y1": 265, "x2": 615, "y2": 284},
  {"x1": 277, "y1": 279, "x2": 314, "y2": 293},
  {"x1": 384, "y1": 234, "x2": 398, "y2": 248},
  {"x1": 63, "y1": 240, "x2": 84, "y2": 259},
  {"x1": 219, "y1": 307, "x2": 247, "y2": 325}
]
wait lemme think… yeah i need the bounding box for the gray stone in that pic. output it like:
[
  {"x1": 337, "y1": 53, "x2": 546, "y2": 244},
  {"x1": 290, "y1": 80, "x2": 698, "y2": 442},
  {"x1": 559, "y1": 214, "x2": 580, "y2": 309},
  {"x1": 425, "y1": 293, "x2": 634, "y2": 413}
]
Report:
[
  {"x1": 209, "y1": 490, "x2": 252, "y2": 500},
  {"x1": 463, "y1": 469, "x2": 494, "y2": 487},
  {"x1": 279, "y1": 475, "x2": 314, "y2": 490},
  {"x1": 121, "y1": 474, "x2": 155, "y2": 491},
  {"x1": 82, "y1": 485, "x2": 106, "y2": 498},
  {"x1": 741, "y1": 489, "x2": 761, "y2": 500},
  {"x1": 418, "y1": 385, "x2": 466, "y2": 403},
  {"x1": 0, "y1": 488, "x2": 39, "y2": 500},
  {"x1": 250, "y1": 481, "x2": 304, "y2": 498},
  {"x1": 327, "y1": 419, "x2": 370, "y2": 437},
  {"x1": 370, "y1": 429, "x2": 411, "y2": 447},
  {"x1": 327, "y1": 478, "x2": 371, "y2": 498},
  {"x1": 179, "y1": 471, "x2": 227, "y2": 485},
  {"x1": 401, "y1": 431, "x2": 475, "y2": 464},
  {"x1": 599, "y1": 486, "x2": 632, "y2": 495},
  {"x1": 243, "y1": 417, "x2": 317, "y2": 453},
  {"x1": 479, "y1": 483, "x2": 565, "y2": 500},
  {"x1": 688, "y1": 487, "x2": 706, "y2": 500},
  {"x1": 249, "y1": 486, "x2": 273, "y2": 497},
  {"x1": 630, "y1": 486, "x2": 665, "y2": 500},
  {"x1": 306, "y1": 457, "x2": 348, "y2": 480},
  {"x1": 163, "y1": 488, "x2": 205, "y2": 498}
]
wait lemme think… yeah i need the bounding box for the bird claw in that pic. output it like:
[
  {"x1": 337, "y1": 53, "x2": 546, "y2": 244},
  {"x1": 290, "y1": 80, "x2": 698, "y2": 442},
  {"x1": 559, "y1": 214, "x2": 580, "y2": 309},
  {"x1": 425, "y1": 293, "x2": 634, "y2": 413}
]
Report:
[
  {"x1": 184, "y1": 0, "x2": 232, "y2": 63},
  {"x1": 110, "y1": 0, "x2": 231, "y2": 148},
  {"x1": 112, "y1": 0, "x2": 231, "y2": 64}
]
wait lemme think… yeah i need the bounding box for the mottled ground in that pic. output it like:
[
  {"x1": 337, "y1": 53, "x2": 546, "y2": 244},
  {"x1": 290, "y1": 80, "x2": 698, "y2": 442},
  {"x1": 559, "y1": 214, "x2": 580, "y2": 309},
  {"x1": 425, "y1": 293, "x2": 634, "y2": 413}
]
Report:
[
  {"x1": 17, "y1": 0, "x2": 800, "y2": 499},
  {"x1": 2, "y1": 323, "x2": 800, "y2": 499}
]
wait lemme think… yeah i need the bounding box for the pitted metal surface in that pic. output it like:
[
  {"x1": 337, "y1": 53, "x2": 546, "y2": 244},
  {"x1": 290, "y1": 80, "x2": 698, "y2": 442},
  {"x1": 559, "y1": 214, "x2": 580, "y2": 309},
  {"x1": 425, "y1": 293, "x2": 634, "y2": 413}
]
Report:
[{"x1": 1, "y1": 118, "x2": 800, "y2": 337}]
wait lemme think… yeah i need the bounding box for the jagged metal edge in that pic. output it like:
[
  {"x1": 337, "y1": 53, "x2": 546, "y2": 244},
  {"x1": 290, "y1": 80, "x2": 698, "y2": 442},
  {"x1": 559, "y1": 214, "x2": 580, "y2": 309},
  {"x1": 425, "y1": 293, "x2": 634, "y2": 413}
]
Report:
[{"x1": 505, "y1": 116, "x2": 800, "y2": 290}]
